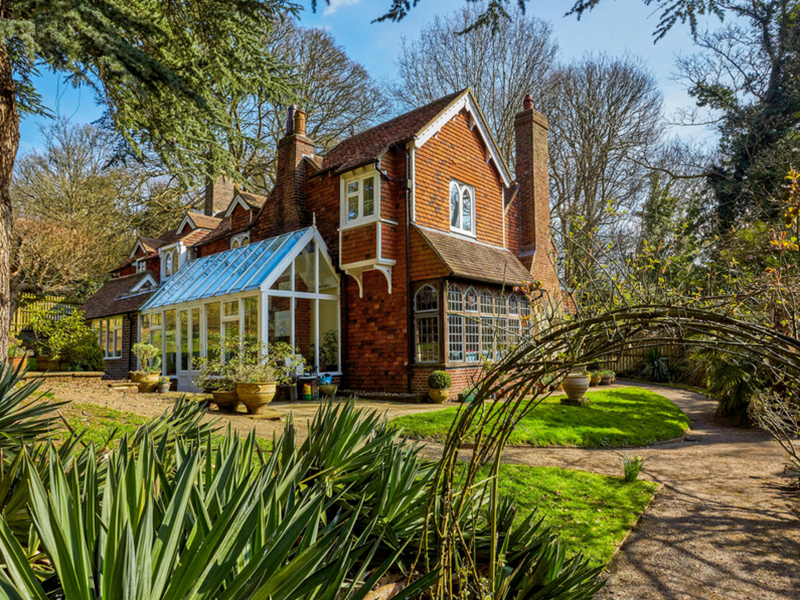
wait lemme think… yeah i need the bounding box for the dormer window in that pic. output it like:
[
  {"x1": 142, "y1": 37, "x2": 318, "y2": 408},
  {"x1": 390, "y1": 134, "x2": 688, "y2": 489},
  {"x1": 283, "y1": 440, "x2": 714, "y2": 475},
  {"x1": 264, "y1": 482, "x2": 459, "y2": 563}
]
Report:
[
  {"x1": 231, "y1": 233, "x2": 250, "y2": 249},
  {"x1": 165, "y1": 252, "x2": 173, "y2": 278},
  {"x1": 450, "y1": 181, "x2": 475, "y2": 236},
  {"x1": 136, "y1": 261, "x2": 146, "y2": 273},
  {"x1": 342, "y1": 170, "x2": 378, "y2": 226}
]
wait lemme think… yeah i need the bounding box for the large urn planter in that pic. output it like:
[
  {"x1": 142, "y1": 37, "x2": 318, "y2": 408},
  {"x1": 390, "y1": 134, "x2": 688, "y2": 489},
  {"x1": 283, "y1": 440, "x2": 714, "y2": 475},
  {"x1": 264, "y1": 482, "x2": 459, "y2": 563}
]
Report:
[
  {"x1": 429, "y1": 388, "x2": 450, "y2": 404},
  {"x1": 319, "y1": 383, "x2": 337, "y2": 397},
  {"x1": 236, "y1": 382, "x2": 277, "y2": 415},
  {"x1": 10, "y1": 356, "x2": 28, "y2": 371},
  {"x1": 589, "y1": 373, "x2": 602, "y2": 386},
  {"x1": 561, "y1": 371, "x2": 590, "y2": 406},
  {"x1": 137, "y1": 374, "x2": 159, "y2": 393},
  {"x1": 129, "y1": 371, "x2": 144, "y2": 383},
  {"x1": 212, "y1": 390, "x2": 240, "y2": 413}
]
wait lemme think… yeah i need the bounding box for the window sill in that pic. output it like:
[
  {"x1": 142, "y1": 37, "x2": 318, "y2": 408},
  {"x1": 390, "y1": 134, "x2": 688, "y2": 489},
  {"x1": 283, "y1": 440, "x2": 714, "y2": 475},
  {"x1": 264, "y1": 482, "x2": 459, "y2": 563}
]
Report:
[
  {"x1": 340, "y1": 216, "x2": 379, "y2": 231},
  {"x1": 448, "y1": 228, "x2": 477, "y2": 241},
  {"x1": 103, "y1": 356, "x2": 123, "y2": 361}
]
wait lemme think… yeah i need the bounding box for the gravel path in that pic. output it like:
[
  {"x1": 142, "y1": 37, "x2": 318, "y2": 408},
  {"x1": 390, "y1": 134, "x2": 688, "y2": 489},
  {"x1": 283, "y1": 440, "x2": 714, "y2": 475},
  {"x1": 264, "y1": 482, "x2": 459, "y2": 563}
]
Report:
[
  {"x1": 45, "y1": 378, "x2": 799, "y2": 598},
  {"x1": 420, "y1": 382, "x2": 800, "y2": 600}
]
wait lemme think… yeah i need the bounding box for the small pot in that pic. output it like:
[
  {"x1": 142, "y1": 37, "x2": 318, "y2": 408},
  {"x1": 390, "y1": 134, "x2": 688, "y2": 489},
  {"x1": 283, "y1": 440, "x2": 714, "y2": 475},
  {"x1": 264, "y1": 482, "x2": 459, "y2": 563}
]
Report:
[
  {"x1": 156, "y1": 382, "x2": 170, "y2": 393},
  {"x1": 10, "y1": 356, "x2": 27, "y2": 371},
  {"x1": 590, "y1": 374, "x2": 601, "y2": 386},
  {"x1": 318, "y1": 383, "x2": 337, "y2": 397},
  {"x1": 561, "y1": 372, "x2": 589, "y2": 405},
  {"x1": 429, "y1": 388, "x2": 450, "y2": 404},
  {"x1": 212, "y1": 390, "x2": 240, "y2": 412},
  {"x1": 236, "y1": 382, "x2": 277, "y2": 415},
  {"x1": 600, "y1": 375, "x2": 613, "y2": 385},
  {"x1": 137, "y1": 373, "x2": 159, "y2": 393}
]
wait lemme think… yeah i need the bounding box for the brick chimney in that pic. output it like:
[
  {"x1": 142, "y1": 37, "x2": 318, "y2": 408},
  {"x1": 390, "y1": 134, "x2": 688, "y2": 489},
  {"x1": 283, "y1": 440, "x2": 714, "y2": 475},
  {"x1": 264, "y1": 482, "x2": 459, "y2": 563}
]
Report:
[
  {"x1": 204, "y1": 175, "x2": 235, "y2": 216},
  {"x1": 254, "y1": 106, "x2": 313, "y2": 239},
  {"x1": 514, "y1": 94, "x2": 558, "y2": 291}
]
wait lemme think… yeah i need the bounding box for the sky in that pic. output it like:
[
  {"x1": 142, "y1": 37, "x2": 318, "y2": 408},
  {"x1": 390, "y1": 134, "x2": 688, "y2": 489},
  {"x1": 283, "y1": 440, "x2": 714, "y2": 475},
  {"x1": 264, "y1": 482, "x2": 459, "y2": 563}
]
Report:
[{"x1": 18, "y1": 0, "x2": 725, "y2": 155}]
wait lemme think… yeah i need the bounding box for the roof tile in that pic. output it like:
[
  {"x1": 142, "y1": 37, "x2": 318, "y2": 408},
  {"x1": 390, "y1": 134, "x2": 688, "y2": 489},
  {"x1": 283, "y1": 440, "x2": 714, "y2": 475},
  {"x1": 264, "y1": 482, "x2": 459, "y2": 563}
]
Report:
[{"x1": 81, "y1": 273, "x2": 156, "y2": 319}]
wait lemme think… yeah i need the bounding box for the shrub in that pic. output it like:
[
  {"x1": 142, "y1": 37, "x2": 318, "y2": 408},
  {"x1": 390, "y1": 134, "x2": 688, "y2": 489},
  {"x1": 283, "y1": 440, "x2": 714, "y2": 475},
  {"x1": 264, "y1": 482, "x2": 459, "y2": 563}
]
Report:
[
  {"x1": 132, "y1": 342, "x2": 161, "y2": 374},
  {"x1": 641, "y1": 347, "x2": 670, "y2": 382},
  {"x1": 62, "y1": 331, "x2": 105, "y2": 371},
  {"x1": 621, "y1": 455, "x2": 645, "y2": 482},
  {"x1": 428, "y1": 370, "x2": 451, "y2": 389},
  {"x1": 28, "y1": 307, "x2": 93, "y2": 360}
]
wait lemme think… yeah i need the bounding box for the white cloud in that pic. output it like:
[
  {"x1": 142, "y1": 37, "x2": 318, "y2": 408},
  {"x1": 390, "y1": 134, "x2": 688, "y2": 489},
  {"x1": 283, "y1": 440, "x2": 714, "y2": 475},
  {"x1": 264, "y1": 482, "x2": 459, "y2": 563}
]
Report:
[{"x1": 322, "y1": 0, "x2": 361, "y2": 17}]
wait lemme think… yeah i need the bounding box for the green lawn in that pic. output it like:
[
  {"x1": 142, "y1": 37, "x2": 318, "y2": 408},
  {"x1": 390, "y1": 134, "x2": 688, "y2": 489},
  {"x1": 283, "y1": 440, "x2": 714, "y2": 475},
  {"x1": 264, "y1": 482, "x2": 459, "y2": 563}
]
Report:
[
  {"x1": 45, "y1": 397, "x2": 655, "y2": 569},
  {"x1": 392, "y1": 387, "x2": 690, "y2": 447},
  {"x1": 494, "y1": 464, "x2": 658, "y2": 567}
]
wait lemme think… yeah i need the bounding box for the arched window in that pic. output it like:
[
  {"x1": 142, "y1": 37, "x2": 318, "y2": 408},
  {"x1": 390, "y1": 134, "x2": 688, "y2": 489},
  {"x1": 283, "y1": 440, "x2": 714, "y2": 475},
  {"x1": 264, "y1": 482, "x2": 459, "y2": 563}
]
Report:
[
  {"x1": 480, "y1": 289, "x2": 493, "y2": 314},
  {"x1": 447, "y1": 284, "x2": 463, "y2": 312},
  {"x1": 508, "y1": 293, "x2": 519, "y2": 316},
  {"x1": 520, "y1": 296, "x2": 531, "y2": 317},
  {"x1": 232, "y1": 239, "x2": 240, "y2": 249},
  {"x1": 414, "y1": 285, "x2": 439, "y2": 363},
  {"x1": 165, "y1": 252, "x2": 173, "y2": 277},
  {"x1": 449, "y1": 181, "x2": 476, "y2": 236},
  {"x1": 464, "y1": 287, "x2": 478, "y2": 312},
  {"x1": 415, "y1": 285, "x2": 438, "y2": 312}
]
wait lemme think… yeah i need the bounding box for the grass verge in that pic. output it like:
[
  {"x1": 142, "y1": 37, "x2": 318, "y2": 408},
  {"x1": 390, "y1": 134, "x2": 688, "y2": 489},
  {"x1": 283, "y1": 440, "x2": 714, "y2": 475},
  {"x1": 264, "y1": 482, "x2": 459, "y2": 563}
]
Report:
[
  {"x1": 391, "y1": 387, "x2": 690, "y2": 447},
  {"x1": 494, "y1": 464, "x2": 658, "y2": 568}
]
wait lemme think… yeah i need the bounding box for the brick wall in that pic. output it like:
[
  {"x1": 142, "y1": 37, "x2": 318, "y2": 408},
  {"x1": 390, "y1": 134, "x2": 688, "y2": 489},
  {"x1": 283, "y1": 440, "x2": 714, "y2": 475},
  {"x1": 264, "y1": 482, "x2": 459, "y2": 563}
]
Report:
[
  {"x1": 230, "y1": 202, "x2": 252, "y2": 234},
  {"x1": 415, "y1": 109, "x2": 506, "y2": 247},
  {"x1": 410, "y1": 365, "x2": 484, "y2": 396},
  {"x1": 197, "y1": 236, "x2": 230, "y2": 257},
  {"x1": 305, "y1": 167, "x2": 341, "y2": 264},
  {"x1": 104, "y1": 314, "x2": 137, "y2": 380}
]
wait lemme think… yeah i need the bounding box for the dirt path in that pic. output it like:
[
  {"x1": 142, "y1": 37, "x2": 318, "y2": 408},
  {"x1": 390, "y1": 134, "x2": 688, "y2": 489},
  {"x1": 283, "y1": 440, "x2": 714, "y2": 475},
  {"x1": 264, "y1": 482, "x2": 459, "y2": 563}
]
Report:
[
  {"x1": 418, "y1": 382, "x2": 799, "y2": 600},
  {"x1": 46, "y1": 379, "x2": 799, "y2": 598}
]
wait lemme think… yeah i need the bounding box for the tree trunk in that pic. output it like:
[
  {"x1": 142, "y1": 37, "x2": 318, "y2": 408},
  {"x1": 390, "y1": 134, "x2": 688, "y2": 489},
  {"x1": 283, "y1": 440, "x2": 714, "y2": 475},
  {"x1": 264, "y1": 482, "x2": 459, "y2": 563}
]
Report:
[{"x1": 0, "y1": 42, "x2": 20, "y2": 362}]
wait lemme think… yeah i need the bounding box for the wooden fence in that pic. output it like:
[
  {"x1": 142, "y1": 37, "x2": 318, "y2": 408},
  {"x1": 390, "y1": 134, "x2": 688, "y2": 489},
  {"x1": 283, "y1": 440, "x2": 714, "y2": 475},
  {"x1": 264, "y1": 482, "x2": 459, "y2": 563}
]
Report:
[
  {"x1": 604, "y1": 342, "x2": 686, "y2": 375},
  {"x1": 11, "y1": 294, "x2": 80, "y2": 335}
]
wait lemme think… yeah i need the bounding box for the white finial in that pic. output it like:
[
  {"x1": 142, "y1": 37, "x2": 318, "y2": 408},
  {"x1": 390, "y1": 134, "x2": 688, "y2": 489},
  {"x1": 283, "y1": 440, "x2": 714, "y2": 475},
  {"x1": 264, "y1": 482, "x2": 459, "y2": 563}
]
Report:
[{"x1": 313, "y1": 212, "x2": 316, "y2": 227}]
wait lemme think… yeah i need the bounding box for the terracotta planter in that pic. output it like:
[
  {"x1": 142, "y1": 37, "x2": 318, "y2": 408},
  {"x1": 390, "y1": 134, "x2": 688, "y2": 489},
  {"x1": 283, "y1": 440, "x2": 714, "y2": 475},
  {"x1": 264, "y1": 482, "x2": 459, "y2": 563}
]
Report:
[
  {"x1": 319, "y1": 383, "x2": 337, "y2": 397},
  {"x1": 10, "y1": 356, "x2": 27, "y2": 371},
  {"x1": 236, "y1": 382, "x2": 277, "y2": 415},
  {"x1": 137, "y1": 373, "x2": 159, "y2": 393},
  {"x1": 429, "y1": 388, "x2": 450, "y2": 404},
  {"x1": 589, "y1": 374, "x2": 602, "y2": 386},
  {"x1": 561, "y1": 372, "x2": 589, "y2": 405},
  {"x1": 212, "y1": 390, "x2": 240, "y2": 412},
  {"x1": 600, "y1": 375, "x2": 613, "y2": 386}
]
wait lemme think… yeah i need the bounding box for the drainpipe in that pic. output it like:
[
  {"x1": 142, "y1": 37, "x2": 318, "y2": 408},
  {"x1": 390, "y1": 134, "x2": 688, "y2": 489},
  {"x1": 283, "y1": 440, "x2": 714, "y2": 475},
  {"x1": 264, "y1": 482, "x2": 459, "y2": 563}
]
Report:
[{"x1": 405, "y1": 149, "x2": 413, "y2": 394}]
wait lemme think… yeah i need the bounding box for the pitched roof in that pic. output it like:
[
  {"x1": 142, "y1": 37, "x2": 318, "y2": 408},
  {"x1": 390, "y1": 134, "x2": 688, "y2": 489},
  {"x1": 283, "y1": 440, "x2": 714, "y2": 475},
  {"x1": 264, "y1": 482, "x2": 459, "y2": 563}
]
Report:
[
  {"x1": 194, "y1": 215, "x2": 232, "y2": 245},
  {"x1": 237, "y1": 191, "x2": 267, "y2": 209},
  {"x1": 139, "y1": 236, "x2": 167, "y2": 253},
  {"x1": 320, "y1": 89, "x2": 467, "y2": 176},
  {"x1": 414, "y1": 225, "x2": 533, "y2": 286},
  {"x1": 81, "y1": 273, "x2": 156, "y2": 319},
  {"x1": 185, "y1": 211, "x2": 222, "y2": 230}
]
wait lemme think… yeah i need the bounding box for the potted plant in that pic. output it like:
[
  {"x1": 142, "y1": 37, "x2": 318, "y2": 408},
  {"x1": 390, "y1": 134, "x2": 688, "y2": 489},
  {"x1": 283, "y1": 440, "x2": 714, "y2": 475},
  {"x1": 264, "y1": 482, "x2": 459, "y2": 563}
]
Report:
[
  {"x1": 600, "y1": 369, "x2": 615, "y2": 385},
  {"x1": 319, "y1": 330, "x2": 339, "y2": 372},
  {"x1": 8, "y1": 338, "x2": 30, "y2": 371},
  {"x1": 561, "y1": 368, "x2": 590, "y2": 405},
  {"x1": 192, "y1": 356, "x2": 239, "y2": 413},
  {"x1": 156, "y1": 376, "x2": 171, "y2": 393},
  {"x1": 131, "y1": 342, "x2": 161, "y2": 392},
  {"x1": 231, "y1": 341, "x2": 303, "y2": 415},
  {"x1": 428, "y1": 370, "x2": 452, "y2": 403},
  {"x1": 589, "y1": 371, "x2": 602, "y2": 386},
  {"x1": 318, "y1": 373, "x2": 337, "y2": 397}
]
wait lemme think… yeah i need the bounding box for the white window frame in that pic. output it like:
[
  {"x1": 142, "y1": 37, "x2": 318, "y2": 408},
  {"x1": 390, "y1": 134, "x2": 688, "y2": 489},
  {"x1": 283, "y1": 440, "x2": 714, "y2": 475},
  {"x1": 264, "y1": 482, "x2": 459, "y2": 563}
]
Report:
[
  {"x1": 449, "y1": 180, "x2": 476, "y2": 237},
  {"x1": 414, "y1": 284, "x2": 439, "y2": 364},
  {"x1": 341, "y1": 170, "x2": 379, "y2": 227},
  {"x1": 231, "y1": 232, "x2": 250, "y2": 249},
  {"x1": 136, "y1": 261, "x2": 146, "y2": 273},
  {"x1": 94, "y1": 318, "x2": 123, "y2": 360}
]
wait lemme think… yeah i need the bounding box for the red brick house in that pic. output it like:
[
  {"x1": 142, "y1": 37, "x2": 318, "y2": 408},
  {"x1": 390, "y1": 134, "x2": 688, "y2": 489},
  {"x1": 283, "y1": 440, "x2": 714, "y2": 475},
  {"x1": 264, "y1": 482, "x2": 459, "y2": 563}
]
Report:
[{"x1": 83, "y1": 89, "x2": 558, "y2": 394}]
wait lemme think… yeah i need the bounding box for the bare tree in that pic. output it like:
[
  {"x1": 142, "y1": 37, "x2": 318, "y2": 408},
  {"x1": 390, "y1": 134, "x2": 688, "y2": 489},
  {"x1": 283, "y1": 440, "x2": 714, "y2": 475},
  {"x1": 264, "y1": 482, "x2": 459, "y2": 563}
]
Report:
[
  {"x1": 387, "y1": 5, "x2": 558, "y2": 172},
  {"x1": 543, "y1": 54, "x2": 664, "y2": 287},
  {"x1": 227, "y1": 20, "x2": 391, "y2": 194}
]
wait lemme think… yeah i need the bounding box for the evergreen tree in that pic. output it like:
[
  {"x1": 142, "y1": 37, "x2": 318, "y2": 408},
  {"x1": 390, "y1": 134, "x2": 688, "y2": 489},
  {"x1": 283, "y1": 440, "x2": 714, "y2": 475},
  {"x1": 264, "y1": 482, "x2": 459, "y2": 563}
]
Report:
[{"x1": 0, "y1": 0, "x2": 296, "y2": 358}]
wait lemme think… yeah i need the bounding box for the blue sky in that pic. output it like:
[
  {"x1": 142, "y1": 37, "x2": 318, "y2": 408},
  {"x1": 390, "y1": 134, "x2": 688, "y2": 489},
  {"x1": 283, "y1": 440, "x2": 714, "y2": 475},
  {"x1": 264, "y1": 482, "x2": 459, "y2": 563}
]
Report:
[{"x1": 19, "y1": 0, "x2": 723, "y2": 154}]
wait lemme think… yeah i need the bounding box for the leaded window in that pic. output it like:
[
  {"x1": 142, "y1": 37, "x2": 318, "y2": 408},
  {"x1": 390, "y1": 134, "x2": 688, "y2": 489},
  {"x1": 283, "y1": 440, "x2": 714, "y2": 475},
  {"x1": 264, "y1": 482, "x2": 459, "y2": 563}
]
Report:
[
  {"x1": 508, "y1": 293, "x2": 519, "y2": 316},
  {"x1": 481, "y1": 317, "x2": 494, "y2": 360},
  {"x1": 447, "y1": 284, "x2": 463, "y2": 312},
  {"x1": 480, "y1": 290, "x2": 493, "y2": 314},
  {"x1": 415, "y1": 285, "x2": 439, "y2": 363},
  {"x1": 415, "y1": 285, "x2": 438, "y2": 312},
  {"x1": 465, "y1": 318, "x2": 480, "y2": 362},
  {"x1": 448, "y1": 315, "x2": 464, "y2": 361},
  {"x1": 450, "y1": 181, "x2": 475, "y2": 236},
  {"x1": 465, "y1": 286, "x2": 478, "y2": 312}
]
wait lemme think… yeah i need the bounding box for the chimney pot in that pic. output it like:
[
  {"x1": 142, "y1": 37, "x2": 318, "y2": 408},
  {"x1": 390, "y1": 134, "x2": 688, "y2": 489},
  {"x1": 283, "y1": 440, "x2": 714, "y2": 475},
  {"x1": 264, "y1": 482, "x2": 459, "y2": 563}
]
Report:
[
  {"x1": 286, "y1": 105, "x2": 297, "y2": 136},
  {"x1": 523, "y1": 93, "x2": 534, "y2": 111},
  {"x1": 294, "y1": 109, "x2": 307, "y2": 137}
]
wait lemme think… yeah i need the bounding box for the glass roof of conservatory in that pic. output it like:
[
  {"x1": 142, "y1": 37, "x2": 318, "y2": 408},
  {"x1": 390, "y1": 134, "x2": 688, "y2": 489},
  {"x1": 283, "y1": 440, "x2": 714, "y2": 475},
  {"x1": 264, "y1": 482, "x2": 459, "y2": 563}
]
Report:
[{"x1": 141, "y1": 227, "x2": 317, "y2": 311}]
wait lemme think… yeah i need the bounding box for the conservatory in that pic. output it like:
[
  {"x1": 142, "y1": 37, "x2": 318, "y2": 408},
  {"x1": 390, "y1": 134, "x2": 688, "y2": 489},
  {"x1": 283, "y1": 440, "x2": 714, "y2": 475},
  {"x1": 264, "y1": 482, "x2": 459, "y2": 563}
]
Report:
[{"x1": 138, "y1": 226, "x2": 340, "y2": 391}]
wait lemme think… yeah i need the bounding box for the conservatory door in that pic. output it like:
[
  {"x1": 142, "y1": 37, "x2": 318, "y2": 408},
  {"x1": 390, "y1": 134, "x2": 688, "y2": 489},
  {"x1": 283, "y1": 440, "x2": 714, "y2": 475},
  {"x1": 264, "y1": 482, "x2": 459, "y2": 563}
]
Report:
[{"x1": 177, "y1": 307, "x2": 202, "y2": 392}]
